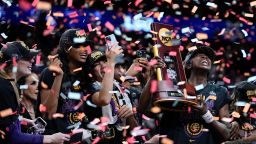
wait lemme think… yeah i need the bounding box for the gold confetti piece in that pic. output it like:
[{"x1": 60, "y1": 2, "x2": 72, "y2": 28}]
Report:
[
  {"x1": 53, "y1": 12, "x2": 64, "y2": 17},
  {"x1": 36, "y1": 1, "x2": 51, "y2": 10},
  {"x1": 0, "y1": 108, "x2": 13, "y2": 118},
  {"x1": 52, "y1": 113, "x2": 64, "y2": 118},
  {"x1": 214, "y1": 117, "x2": 220, "y2": 121},
  {"x1": 196, "y1": 33, "x2": 208, "y2": 40},
  {"x1": 231, "y1": 111, "x2": 241, "y2": 118},
  {"x1": 73, "y1": 67, "x2": 82, "y2": 72},
  {"x1": 150, "y1": 30, "x2": 158, "y2": 35},
  {"x1": 164, "y1": 0, "x2": 172, "y2": 4},
  {"x1": 208, "y1": 95, "x2": 217, "y2": 100},
  {"x1": 151, "y1": 106, "x2": 161, "y2": 113},
  {"x1": 191, "y1": 6, "x2": 198, "y2": 13},
  {"x1": 120, "y1": 76, "x2": 126, "y2": 82},
  {"x1": 250, "y1": 1, "x2": 256, "y2": 7},
  {"x1": 244, "y1": 13, "x2": 254, "y2": 18},
  {"x1": 187, "y1": 46, "x2": 197, "y2": 51},
  {"x1": 243, "y1": 103, "x2": 251, "y2": 113},
  {"x1": 133, "y1": 82, "x2": 141, "y2": 85},
  {"x1": 41, "y1": 81, "x2": 48, "y2": 89},
  {"x1": 161, "y1": 137, "x2": 174, "y2": 144}
]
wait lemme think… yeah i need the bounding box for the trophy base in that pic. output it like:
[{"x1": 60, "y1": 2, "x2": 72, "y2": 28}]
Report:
[{"x1": 154, "y1": 97, "x2": 197, "y2": 112}]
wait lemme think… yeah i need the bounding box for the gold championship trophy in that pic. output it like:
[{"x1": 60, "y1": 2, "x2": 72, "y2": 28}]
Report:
[{"x1": 151, "y1": 22, "x2": 197, "y2": 111}]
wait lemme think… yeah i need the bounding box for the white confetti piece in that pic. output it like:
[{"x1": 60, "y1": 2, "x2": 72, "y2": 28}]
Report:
[
  {"x1": 247, "y1": 76, "x2": 256, "y2": 82},
  {"x1": 158, "y1": 12, "x2": 164, "y2": 21},
  {"x1": 131, "y1": 128, "x2": 150, "y2": 137},
  {"x1": 235, "y1": 101, "x2": 247, "y2": 107},
  {"x1": 206, "y1": 2, "x2": 217, "y2": 8},
  {"x1": 191, "y1": 6, "x2": 198, "y2": 13},
  {"x1": 241, "y1": 29, "x2": 248, "y2": 37},
  {"x1": 60, "y1": 92, "x2": 67, "y2": 99},
  {"x1": 181, "y1": 27, "x2": 191, "y2": 34},
  {"x1": 19, "y1": 85, "x2": 28, "y2": 90},
  {"x1": 109, "y1": 91, "x2": 119, "y2": 94},
  {"x1": 68, "y1": 92, "x2": 81, "y2": 100},
  {"x1": 73, "y1": 80, "x2": 80, "y2": 87},
  {"x1": 73, "y1": 37, "x2": 86, "y2": 43},
  {"x1": 218, "y1": 28, "x2": 226, "y2": 35},
  {"x1": 1, "y1": 33, "x2": 8, "y2": 39},
  {"x1": 86, "y1": 100, "x2": 97, "y2": 108},
  {"x1": 241, "y1": 49, "x2": 247, "y2": 58},
  {"x1": 250, "y1": 1, "x2": 256, "y2": 7},
  {"x1": 195, "y1": 84, "x2": 204, "y2": 91}
]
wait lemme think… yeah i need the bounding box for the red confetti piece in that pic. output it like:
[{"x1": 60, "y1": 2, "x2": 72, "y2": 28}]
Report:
[
  {"x1": 222, "y1": 77, "x2": 231, "y2": 84},
  {"x1": 142, "y1": 114, "x2": 151, "y2": 120},
  {"x1": 150, "y1": 80, "x2": 157, "y2": 93},
  {"x1": 87, "y1": 24, "x2": 93, "y2": 32},
  {"x1": 12, "y1": 57, "x2": 17, "y2": 66},
  {"x1": 68, "y1": 11, "x2": 79, "y2": 18},
  {"x1": 149, "y1": 59, "x2": 157, "y2": 66},
  {"x1": 73, "y1": 67, "x2": 82, "y2": 73},
  {"x1": 67, "y1": 0, "x2": 73, "y2": 7},
  {"x1": 169, "y1": 51, "x2": 177, "y2": 56},
  {"x1": 188, "y1": 106, "x2": 191, "y2": 113},
  {"x1": 35, "y1": 55, "x2": 41, "y2": 65},
  {"x1": 73, "y1": 100, "x2": 84, "y2": 110},
  {"x1": 126, "y1": 136, "x2": 136, "y2": 143},
  {"x1": 39, "y1": 104, "x2": 46, "y2": 112},
  {"x1": 104, "y1": 1, "x2": 112, "y2": 5},
  {"x1": 105, "y1": 21, "x2": 115, "y2": 32},
  {"x1": 92, "y1": 137, "x2": 101, "y2": 144},
  {"x1": 134, "y1": 66, "x2": 143, "y2": 71},
  {"x1": 32, "y1": 0, "x2": 39, "y2": 7},
  {"x1": 146, "y1": 11, "x2": 154, "y2": 17},
  {"x1": 85, "y1": 45, "x2": 92, "y2": 55},
  {"x1": 0, "y1": 62, "x2": 7, "y2": 70},
  {"x1": 20, "y1": 120, "x2": 28, "y2": 126},
  {"x1": 250, "y1": 113, "x2": 256, "y2": 118},
  {"x1": 135, "y1": 0, "x2": 143, "y2": 6}
]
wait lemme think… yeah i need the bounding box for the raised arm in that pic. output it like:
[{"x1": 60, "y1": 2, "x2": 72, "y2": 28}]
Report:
[
  {"x1": 92, "y1": 44, "x2": 123, "y2": 106},
  {"x1": 40, "y1": 57, "x2": 63, "y2": 119}
]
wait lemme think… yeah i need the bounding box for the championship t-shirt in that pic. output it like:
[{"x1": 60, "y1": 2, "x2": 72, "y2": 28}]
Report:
[
  {"x1": 159, "y1": 82, "x2": 232, "y2": 144},
  {"x1": 36, "y1": 68, "x2": 92, "y2": 141}
]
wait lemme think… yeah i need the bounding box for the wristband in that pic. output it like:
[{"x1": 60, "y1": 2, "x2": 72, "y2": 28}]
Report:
[{"x1": 201, "y1": 110, "x2": 214, "y2": 123}]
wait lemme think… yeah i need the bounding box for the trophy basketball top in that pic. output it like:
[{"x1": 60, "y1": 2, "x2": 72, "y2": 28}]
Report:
[{"x1": 150, "y1": 22, "x2": 198, "y2": 111}]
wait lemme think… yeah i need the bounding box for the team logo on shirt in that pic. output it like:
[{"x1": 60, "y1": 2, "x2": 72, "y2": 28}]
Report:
[{"x1": 186, "y1": 122, "x2": 203, "y2": 137}]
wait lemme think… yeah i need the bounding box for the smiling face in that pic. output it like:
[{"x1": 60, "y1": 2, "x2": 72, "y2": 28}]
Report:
[
  {"x1": 17, "y1": 58, "x2": 34, "y2": 77},
  {"x1": 68, "y1": 46, "x2": 88, "y2": 63},
  {"x1": 190, "y1": 53, "x2": 212, "y2": 71},
  {"x1": 92, "y1": 60, "x2": 107, "y2": 82},
  {"x1": 23, "y1": 73, "x2": 39, "y2": 101}
]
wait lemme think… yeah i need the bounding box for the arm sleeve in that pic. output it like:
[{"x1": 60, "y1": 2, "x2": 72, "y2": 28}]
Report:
[{"x1": 8, "y1": 120, "x2": 44, "y2": 144}]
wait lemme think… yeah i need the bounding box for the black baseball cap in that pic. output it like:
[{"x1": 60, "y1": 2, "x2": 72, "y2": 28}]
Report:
[
  {"x1": 59, "y1": 29, "x2": 94, "y2": 52},
  {"x1": 87, "y1": 51, "x2": 107, "y2": 67},
  {"x1": 184, "y1": 45, "x2": 216, "y2": 65},
  {"x1": 0, "y1": 41, "x2": 39, "y2": 63},
  {"x1": 235, "y1": 81, "x2": 256, "y2": 102}
]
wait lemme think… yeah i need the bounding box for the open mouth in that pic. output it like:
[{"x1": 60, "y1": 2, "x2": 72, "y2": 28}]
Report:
[
  {"x1": 200, "y1": 60, "x2": 209, "y2": 66},
  {"x1": 80, "y1": 53, "x2": 87, "y2": 59},
  {"x1": 28, "y1": 65, "x2": 32, "y2": 70}
]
